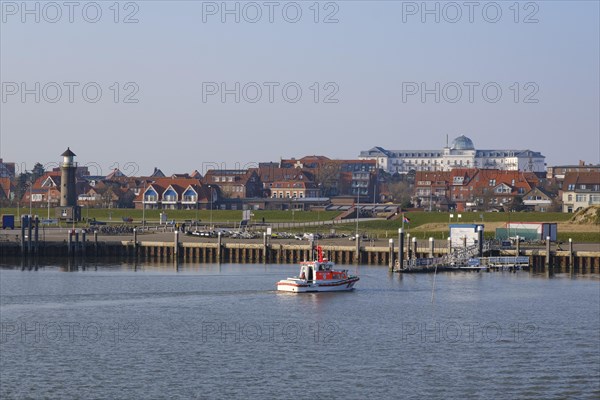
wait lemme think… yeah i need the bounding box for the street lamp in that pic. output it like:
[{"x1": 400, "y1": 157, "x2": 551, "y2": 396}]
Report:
[
  {"x1": 29, "y1": 175, "x2": 33, "y2": 217},
  {"x1": 355, "y1": 184, "x2": 359, "y2": 237},
  {"x1": 195, "y1": 190, "x2": 199, "y2": 224},
  {"x1": 208, "y1": 184, "x2": 213, "y2": 230},
  {"x1": 47, "y1": 186, "x2": 51, "y2": 220},
  {"x1": 373, "y1": 170, "x2": 377, "y2": 205},
  {"x1": 142, "y1": 181, "x2": 146, "y2": 227}
]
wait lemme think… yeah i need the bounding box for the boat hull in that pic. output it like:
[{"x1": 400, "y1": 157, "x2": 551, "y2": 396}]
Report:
[{"x1": 277, "y1": 277, "x2": 359, "y2": 293}]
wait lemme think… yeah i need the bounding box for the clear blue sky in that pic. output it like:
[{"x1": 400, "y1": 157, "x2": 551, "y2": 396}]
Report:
[{"x1": 1, "y1": 1, "x2": 598, "y2": 176}]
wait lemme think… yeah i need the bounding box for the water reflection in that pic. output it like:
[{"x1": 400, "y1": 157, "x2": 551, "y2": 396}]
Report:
[{"x1": 0, "y1": 259, "x2": 597, "y2": 281}]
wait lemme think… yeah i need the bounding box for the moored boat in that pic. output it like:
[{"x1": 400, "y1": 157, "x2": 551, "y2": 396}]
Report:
[{"x1": 276, "y1": 246, "x2": 359, "y2": 293}]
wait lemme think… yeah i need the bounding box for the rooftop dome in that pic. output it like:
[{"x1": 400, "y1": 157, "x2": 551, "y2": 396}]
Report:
[{"x1": 451, "y1": 135, "x2": 475, "y2": 150}]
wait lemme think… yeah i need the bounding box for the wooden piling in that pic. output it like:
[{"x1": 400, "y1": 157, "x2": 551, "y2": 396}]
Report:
[
  {"x1": 174, "y1": 231, "x2": 179, "y2": 260},
  {"x1": 263, "y1": 233, "x2": 268, "y2": 263},
  {"x1": 74, "y1": 231, "x2": 79, "y2": 255},
  {"x1": 477, "y1": 226, "x2": 483, "y2": 257},
  {"x1": 388, "y1": 239, "x2": 394, "y2": 270},
  {"x1": 398, "y1": 228, "x2": 405, "y2": 271},
  {"x1": 217, "y1": 232, "x2": 222, "y2": 263},
  {"x1": 429, "y1": 237, "x2": 434, "y2": 258},
  {"x1": 67, "y1": 232, "x2": 72, "y2": 257},
  {"x1": 568, "y1": 238, "x2": 573, "y2": 270},
  {"x1": 27, "y1": 219, "x2": 33, "y2": 255},
  {"x1": 545, "y1": 236, "x2": 551, "y2": 273},
  {"x1": 412, "y1": 237, "x2": 417, "y2": 260},
  {"x1": 34, "y1": 217, "x2": 39, "y2": 254},
  {"x1": 20, "y1": 216, "x2": 26, "y2": 255}
]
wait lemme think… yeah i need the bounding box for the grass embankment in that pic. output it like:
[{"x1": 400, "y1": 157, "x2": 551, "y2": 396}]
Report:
[
  {"x1": 1, "y1": 208, "x2": 596, "y2": 242},
  {"x1": 0, "y1": 208, "x2": 339, "y2": 225},
  {"x1": 328, "y1": 212, "x2": 570, "y2": 232},
  {"x1": 295, "y1": 212, "x2": 597, "y2": 242}
]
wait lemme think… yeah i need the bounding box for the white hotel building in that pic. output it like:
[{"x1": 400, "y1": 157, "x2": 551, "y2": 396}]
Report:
[{"x1": 359, "y1": 136, "x2": 546, "y2": 174}]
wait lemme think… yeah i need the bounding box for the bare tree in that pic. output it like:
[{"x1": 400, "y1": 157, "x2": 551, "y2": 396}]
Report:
[
  {"x1": 313, "y1": 162, "x2": 342, "y2": 197},
  {"x1": 388, "y1": 181, "x2": 413, "y2": 208}
]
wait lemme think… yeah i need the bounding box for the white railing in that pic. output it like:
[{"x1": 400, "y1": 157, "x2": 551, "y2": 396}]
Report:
[{"x1": 401, "y1": 241, "x2": 495, "y2": 271}]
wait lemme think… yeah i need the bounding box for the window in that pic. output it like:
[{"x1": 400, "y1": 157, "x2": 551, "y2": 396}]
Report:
[
  {"x1": 590, "y1": 195, "x2": 600, "y2": 204},
  {"x1": 489, "y1": 179, "x2": 496, "y2": 186},
  {"x1": 145, "y1": 189, "x2": 158, "y2": 202},
  {"x1": 567, "y1": 194, "x2": 573, "y2": 201},
  {"x1": 568, "y1": 184, "x2": 575, "y2": 190},
  {"x1": 576, "y1": 194, "x2": 586, "y2": 202}
]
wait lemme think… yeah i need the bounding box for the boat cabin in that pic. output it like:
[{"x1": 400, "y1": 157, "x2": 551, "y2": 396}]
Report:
[{"x1": 299, "y1": 261, "x2": 347, "y2": 282}]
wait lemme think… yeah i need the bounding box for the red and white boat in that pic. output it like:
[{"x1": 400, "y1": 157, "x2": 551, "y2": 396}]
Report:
[{"x1": 277, "y1": 246, "x2": 359, "y2": 293}]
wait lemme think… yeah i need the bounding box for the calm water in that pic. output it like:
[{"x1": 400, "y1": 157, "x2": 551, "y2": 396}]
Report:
[{"x1": 1, "y1": 261, "x2": 599, "y2": 399}]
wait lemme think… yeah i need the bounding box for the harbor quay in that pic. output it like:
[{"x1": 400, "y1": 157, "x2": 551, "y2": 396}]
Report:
[{"x1": 2, "y1": 228, "x2": 599, "y2": 274}]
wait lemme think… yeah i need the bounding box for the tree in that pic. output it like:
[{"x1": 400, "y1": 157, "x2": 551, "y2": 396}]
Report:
[
  {"x1": 547, "y1": 197, "x2": 562, "y2": 212},
  {"x1": 119, "y1": 190, "x2": 135, "y2": 208},
  {"x1": 15, "y1": 172, "x2": 32, "y2": 205},
  {"x1": 480, "y1": 188, "x2": 495, "y2": 211},
  {"x1": 387, "y1": 181, "x2": 413, "y2": 208},
  {"x1": 313, "y1": 162, "x2": 341, "y2": 197},
  {"x1": 32, "y1": 163, "x2": 45, "y2": 182},
  {"x1": 508, "y1": 196, "x2": 525, "y2": 212},
  {"x1": 100, "y1": 188, "x2": 116, "y2": 208}
]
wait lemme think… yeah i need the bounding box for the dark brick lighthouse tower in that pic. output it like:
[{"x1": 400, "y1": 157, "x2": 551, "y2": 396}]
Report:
[{"x1": 56, "y1": 147, "x2": 80, "y2": 221}]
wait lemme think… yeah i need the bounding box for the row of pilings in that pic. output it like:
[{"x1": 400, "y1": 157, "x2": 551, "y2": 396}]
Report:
[{"x1": 4, "y1": 229, "x2": 599, "y2": 274}]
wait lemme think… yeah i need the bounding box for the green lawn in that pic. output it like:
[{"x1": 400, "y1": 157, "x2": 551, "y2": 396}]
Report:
[
  {"x1": 0, "y1": 208, "x2": 339, "y2": 225},
  {"x1": 327, "y1": 212, "x2": 570, "y2": 232},
  {"x1": 2, "y1": 208, "x2": 594, "y2": 241}
]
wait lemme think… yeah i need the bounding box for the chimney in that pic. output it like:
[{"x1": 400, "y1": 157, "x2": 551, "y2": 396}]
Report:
[{"x1": 579, "y1": 160, "x2": 585, "y2": 166}]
